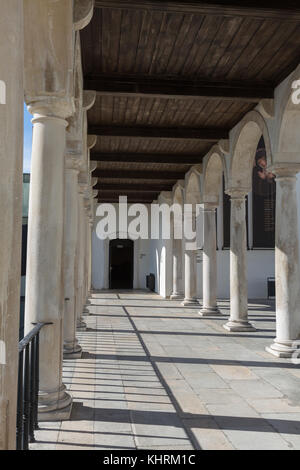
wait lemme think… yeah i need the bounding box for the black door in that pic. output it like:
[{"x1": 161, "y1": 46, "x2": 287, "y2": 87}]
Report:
[{"x1": 109, "y1": 239, "x2": 134, "y2": 289}]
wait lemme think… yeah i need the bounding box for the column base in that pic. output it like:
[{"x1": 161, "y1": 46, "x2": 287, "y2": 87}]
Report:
[
  {"x1": 199, "y1": 306, "x2": 222, "y2": 317},
  {"x1": 223, "y1": 320, "x2": 256, "y2": 332},
  {"x1": 63, "y1": 343, "x2": 82, "y2": 359},
  {"x1": 170, "y1": 293, "x2": 184, "y2": 300},
  {"x1": 182, "y1": 298, "x2": 199, "y2": 307},
  {"x1": 77, "y1": 320, "x2": 87, "y2": 331},
  {"x1": 38, "y1": 384, "x2": 72, "y2": 422},
  {"x1": 266, "y1": 339, "x2": 300, "y2": 358},
  {"x1": 38, "y1": 402, "x2": 72, "y2": 422}
]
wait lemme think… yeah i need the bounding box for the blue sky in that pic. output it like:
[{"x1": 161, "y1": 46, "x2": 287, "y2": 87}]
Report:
[{"x1": 23, "y1": 103, "x2": 32, "y2": 173}]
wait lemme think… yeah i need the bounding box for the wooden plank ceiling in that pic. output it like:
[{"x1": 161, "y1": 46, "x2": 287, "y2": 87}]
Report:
[{"x1": 80, "y1": 0, "x2": 300, "y2": 203}]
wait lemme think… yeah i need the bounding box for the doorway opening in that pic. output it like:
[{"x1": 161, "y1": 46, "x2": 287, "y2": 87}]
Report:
[{"x1": 109, "y1": 239, "x2": 134, "y2": 289}]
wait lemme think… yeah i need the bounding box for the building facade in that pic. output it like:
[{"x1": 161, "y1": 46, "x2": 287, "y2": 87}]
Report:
[{"x1": 1, "y1": 0, "x2": 300, "y2": 450}]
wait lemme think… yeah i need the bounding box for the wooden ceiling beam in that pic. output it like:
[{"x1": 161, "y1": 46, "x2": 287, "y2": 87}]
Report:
[
  {"x1": 98, "y1": 190, "x2": 159, "y2": 198},
  {"x1": 90, "y1": 152, "x2": 202, "y2": 164},
  {"x1": 85, "y1": 75, "x2": 274, "y2": 102},
  {"x1": 94, "y1": 1, "x2": 300, "y2": 21},
  {"x1": 93, "y1": 169, "x2": 184, "y2": 180},
  {"x1": 89, "y1": 125, "x2": 227, "y2": 141},
  {"x1": 98, "y1": 198, "x2": 154, "y2": 204},
  {"x1": 95, "y1": 183, "x2": 172, "y2": 191}
]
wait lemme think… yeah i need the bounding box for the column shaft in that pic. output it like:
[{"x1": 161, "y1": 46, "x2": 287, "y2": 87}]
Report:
[
  {"x1": 170, "y1": 239, "x2": 184, "y2": 299},
  {"x1": 182, "y1": 209, "x2": 198, "y2": 306},
  {"x1": 82, "y1": 211, "x2": 91, "y2": 314},
  {"x1": 182, "y1": 249, "x2": 198, "y2": 306},
  {"x1": 224, "y1": 193, "x2": 255, "y2": 331},
  {"x1": 267, "y1": 173, "x2": 300, "y2": 357},
  {"x1": 200, "y1": 206, "x2": 221, "y2": 316},
  {"x1": 87, "y1": 223, "x2": 92, "y2": 294},
  {"x1": 76, "y1": 191, "x2": 86, "y2": 330},
  {"x1": 63, "y1": 167, "x2": 82, "y2": 358},
  {"x1": 25, "y1": 113, "x2": 72, "y2": 419}
]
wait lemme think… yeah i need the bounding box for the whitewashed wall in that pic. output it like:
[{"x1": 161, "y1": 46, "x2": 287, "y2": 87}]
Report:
[
  {"x1": 92, "y1": 177, "x2": 300, "y2": 299},
  {"x1": 92, "y1": 203, "x2": 151, "y2": 290},
  {"x1": 148, "y1": 237, "x2": 173, "y2": 298}
]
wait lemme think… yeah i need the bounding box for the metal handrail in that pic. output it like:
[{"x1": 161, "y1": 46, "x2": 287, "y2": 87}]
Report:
[
  {"x1": 18, "y1": 322, "x2": 48, "y2": 352},
  {"x1": 16, "y1": 322, "x2": 52, "y2": 450}
]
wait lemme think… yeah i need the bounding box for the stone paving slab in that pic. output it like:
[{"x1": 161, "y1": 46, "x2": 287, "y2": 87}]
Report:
[{"x1": 31, "y1": 290, "x2": 300, "y2": 450}]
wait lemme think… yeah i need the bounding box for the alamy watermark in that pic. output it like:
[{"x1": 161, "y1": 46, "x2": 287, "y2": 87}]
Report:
[
  {"x1": 0, "y1": 80, "x2": 6, "y2": 105},
  {"x1": 291, "y1": 80, "x2": 300, "y2": 105},
  {"x1": 0, "y1": 340, "x2": 6, "y2": 365},
  {"x1": 95, "y1": 196, "x2": 203, "y2": 250}
]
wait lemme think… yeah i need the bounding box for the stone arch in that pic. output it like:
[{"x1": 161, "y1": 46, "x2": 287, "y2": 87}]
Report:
[
  {"x1": 184, "y1": 167, "x2": 202, "y2": 204},
  {"x1": 202, "y1": 146, "x2": 227, "y2": 205},
  {"x1": 172, "y1": 181, "x2": 184, "y2": 206},
  {"x1": 230, "y1": 110, "x2": 272, "y2": 192},
  {"x1": 171, "y1": 181, "x2": 184, "y2": 237}
]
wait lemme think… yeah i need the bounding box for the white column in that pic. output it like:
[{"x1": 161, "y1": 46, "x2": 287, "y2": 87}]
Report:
[
  {"x1": 266, "y1": 168, "x2": 300, "y2": 357},
  {"x1": 84, "y1": 206, "x2": 90, "y2": 299},
  {"x1": 217, "y1": 184, "x2": 224, "y2": 250},
  {"x1": 83, "y1": 204, "x2": 89, "y2": 301},
  {"x1": 170, "y1": 239, "x2": 184, "y2": 299},
  {"x1": 76, "y1": 188, "x2": 87, "y2": 330},
  {"x1": 200, "y1": 204, "x2": 221, "y2": 316},
  {"x1": 182, "y1": 208, "x2": 199, "y2": 306},
  {"x1": 63, "y1": 158, "x2": 82, "y2": 358},
  {"x1": 223, "y1": 190, "x2": 255, "y2": 332},
  {"x1": 248, "y1": 190, "x2": 253, "y2": 249},
  {"x1": 82, "y1": 203, "x2": 91, "y2": 314},
  {"x1": 24, "y1": 108, "x2": 72, "y2": 420},
  {"x1": 0, "y1": 0, "x2": 23, "y2": 449},
  {"x1": 182, "y1": 248, "x2": 198, "y2": 305},
  {"x1": 88, "y1": 220, "x2": 93, "y2": 294}
]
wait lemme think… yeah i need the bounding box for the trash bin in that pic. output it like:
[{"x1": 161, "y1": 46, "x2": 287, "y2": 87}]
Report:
[
  {"x1": 267, "y1": 277, "x2": 275, "y2": 299},
  {"x1": 146, "y1": 273, "x2": 155, "y2": 291}
]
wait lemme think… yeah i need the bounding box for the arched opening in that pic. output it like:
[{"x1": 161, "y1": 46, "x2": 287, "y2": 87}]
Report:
[
  {"x1": 202, "y1": 150, "x2": 226, "y2": 250},
  {"x1": 185, "y1": 170, "x2": 202, "y2": 247},
  {"x1": 109, "y1": 239, "x2": 134, "y2": 289},
  {"x1": 252, "y1": 135, "x2": 276, "y2": 249}
]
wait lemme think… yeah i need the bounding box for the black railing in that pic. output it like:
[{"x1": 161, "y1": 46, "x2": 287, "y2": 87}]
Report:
[{"x1": 16, "y1": 322, "x2": 50, "y2": 450}]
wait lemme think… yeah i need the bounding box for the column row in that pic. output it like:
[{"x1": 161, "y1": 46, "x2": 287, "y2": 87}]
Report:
[{"x1": 172, "y1": 174, "x2": 300, "y2": 358}]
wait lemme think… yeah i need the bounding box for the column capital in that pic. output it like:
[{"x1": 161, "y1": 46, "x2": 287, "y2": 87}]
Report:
[
  {"x1": 65, "y1": 154, "x2": 81, "y2": 172},
  {"x1": 83, "y1": 91, "x2": 96, "y2": 112},
  {"x1": 78, "y1": 182, "x2": 88, "y2": 195},
  {"x1": 268, "y1": 163, "x2": 300, "y2": 179},
  {"x1": 225, "y1": 187, "x2": 248, "y2": 200},
  {"x1": 27, "y1": 98, "x2": 74, "y2": 121},
  {"x1": 87, "y1": 134, "x2": 97, "y2": 150},
  {"x1": 91, "y1": 177, "x2": 98, "y2": 187},
  {"x1": 201, "y1": 202, "x2": 218, "y2": 212},
  {"x1": 90, "y1": 162, "x2": 97, "y2": 175},
  {"x1": 78, "y1": 170, "x2": 88, "y2": 186},
  {"x1": 84, "y1": 198, "x2": 91, "y2": 211},
  {"x1": 73, "y1": 0, "x2": 94, "y2": 31}
]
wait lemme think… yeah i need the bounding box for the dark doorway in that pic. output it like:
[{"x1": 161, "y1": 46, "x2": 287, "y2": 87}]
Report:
[{"x1": 109, "y1": 239, "x2": 134, "y2": 289}]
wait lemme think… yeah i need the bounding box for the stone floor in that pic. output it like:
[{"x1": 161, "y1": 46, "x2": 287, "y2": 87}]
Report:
[{"x1": 31, "y1": 290, "x2": 300, "y2": 450}]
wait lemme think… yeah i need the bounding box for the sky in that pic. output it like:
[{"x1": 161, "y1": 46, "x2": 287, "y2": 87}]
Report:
[{"x1": 23, "y1": 103, "x2": 32, "y2": 173}]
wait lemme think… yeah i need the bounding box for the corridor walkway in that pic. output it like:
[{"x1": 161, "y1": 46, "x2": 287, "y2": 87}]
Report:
[{"x1": 31, "y1": 291, "x2": 300, "y2": 450}]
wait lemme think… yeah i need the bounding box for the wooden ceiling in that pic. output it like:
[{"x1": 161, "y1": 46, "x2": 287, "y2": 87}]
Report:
[{"x1": 80, "y1": 0, "x2": 300, "y2": 203}]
